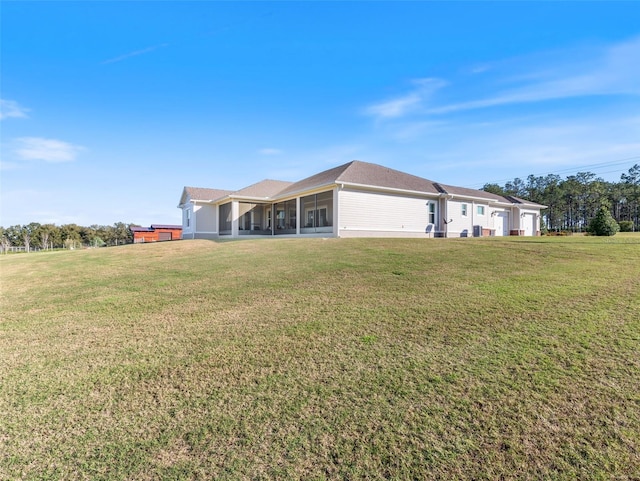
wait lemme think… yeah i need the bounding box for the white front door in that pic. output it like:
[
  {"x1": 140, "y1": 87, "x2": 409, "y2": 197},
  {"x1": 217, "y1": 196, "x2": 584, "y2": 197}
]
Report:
[
  {"x1": 494, "y1": 212, "x2": 509, "y2": 236},
  {"x1": 523, "y1": 213, "x2": 535, "y2": 236}
]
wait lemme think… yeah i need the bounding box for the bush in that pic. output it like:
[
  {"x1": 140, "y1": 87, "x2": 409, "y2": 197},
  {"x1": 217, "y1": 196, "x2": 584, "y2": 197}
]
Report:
[
  {"x1": 587, "y1": 207, "x2": 619, "y2": 236},
  {"x1": 539, "y1": 222, "x2": 549, "y2": 236},
  {"x1": 618, "y1": 220, "x2": 634, "y2": 232}
]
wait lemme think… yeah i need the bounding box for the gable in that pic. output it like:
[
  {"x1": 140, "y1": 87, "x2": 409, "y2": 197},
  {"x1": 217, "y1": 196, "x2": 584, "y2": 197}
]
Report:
[{"x1": 179, "y1": 186, "x2": 233, "y2": 207}]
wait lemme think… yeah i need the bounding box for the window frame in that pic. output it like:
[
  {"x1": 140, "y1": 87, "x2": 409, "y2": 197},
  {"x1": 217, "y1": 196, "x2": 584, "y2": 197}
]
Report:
[{"x1": 428, "y1": 202, "x2": 436, "y2": 225}]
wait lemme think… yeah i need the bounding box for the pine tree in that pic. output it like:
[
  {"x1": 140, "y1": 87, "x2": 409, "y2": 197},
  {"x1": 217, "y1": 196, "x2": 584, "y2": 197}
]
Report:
[{"x1": 587, "y1": 206, "x2": 619, "y2": 236}]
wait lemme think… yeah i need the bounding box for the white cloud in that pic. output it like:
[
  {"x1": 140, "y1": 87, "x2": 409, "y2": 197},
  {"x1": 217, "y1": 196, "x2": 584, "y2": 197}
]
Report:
[
  {"x1": 429, "y1": 35, "x2": 640, "y2": 115},
  {"x1": 258, "y1": 148, "x2": 283, "y2": 155},
  {"x1": 363, "y1": 36, "x2": 640, "y2": 121},
  {"x1": 356, "y1": 35, "x2": 640, "y2": 187},
  {"x1": 102, "y1": 43, "x2": 169, "y2": 65},
  {"x1": 0, "y1": 99, "x2": 30, "y2": 120},
  {"x1": 364, "y1": 78, "x2": 447, "y2": 120},
  {"x1": 15, "y1": 137, "x2": 85, "y2": 162},
  {"x1": 414, "y1": 114, "x2": 640, "y2": 187}
]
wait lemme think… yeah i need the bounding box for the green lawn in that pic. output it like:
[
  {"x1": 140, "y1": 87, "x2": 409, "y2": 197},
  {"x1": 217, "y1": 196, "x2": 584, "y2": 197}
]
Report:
[{"x1": 1, "y1": 235, "x2": 639, "y2": 480}]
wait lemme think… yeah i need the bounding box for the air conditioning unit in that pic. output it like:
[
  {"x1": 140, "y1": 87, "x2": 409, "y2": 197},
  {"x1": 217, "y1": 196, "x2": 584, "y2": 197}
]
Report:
[{"x1": 473, "y1": 225, "x2": 483, "y2": 237}]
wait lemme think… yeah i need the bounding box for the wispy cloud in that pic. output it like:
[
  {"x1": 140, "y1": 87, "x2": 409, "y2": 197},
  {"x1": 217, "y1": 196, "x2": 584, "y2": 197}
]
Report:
[
  {"x1": 364, "y1": 36, "x2": 640, "y2": 121},
  {"x1": 357, "y1": 35, "x2": 640, "y2": 186},
  {"x1": 410, "y1": 113, "x2": 640, "y2": 187},
  {"x1": 15, "y1": 137, "x2": 85, "y2": 162},
  {"x1": 258, "y1": 148, "x2": 283, "y2": 155},
  {"x1": 364, "y1": 78, "x2": 447, "y2": 120},
  {"x1": 0, "y1": 99, "x2": 30, "y2": 120},
  {"x1": 429, "y1": 35, "x2": 640, "y2": 115},
  {"x1": 102, "y1": 43, "x2": 169, "y2": 65}
]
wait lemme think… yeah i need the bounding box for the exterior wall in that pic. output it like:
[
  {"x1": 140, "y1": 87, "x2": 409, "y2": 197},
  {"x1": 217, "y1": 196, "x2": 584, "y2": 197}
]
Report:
[
  {"x1": 182, "y1": 202, "x2": 219, "y2": 239},
  {"x1": 182, "y1": 206, "x2": 194, "y2": 237},
  {"x1": 444, "y1": 200, "x2": 493, "y2": 237},
  {"x1": 179, "y1": 187, "x2": 543, "y2": 240},
  {"x1": 195, "y1": 203, "x2": 217, "y2": 233},
  {"x1": 338, "y1": 188, "x2": 435, "y2": 237},
  {"x1": 519, "y1": 209, "x2": 540, "y2": 236},
  {"x1": 445, "y1": 200, "x2": 474, "y2": 237},
  {"x1": 133, "y1": 232, "x2": 155, "y2": 243},
  {"x1": 490, "y1": 209, "x2": 510, "y2": 237}
]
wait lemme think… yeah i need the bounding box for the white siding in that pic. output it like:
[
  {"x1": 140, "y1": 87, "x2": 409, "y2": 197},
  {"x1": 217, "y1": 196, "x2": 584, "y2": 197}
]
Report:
[
  {"x1": 194, "y1": 204, "x2": 217, "y2": 233},
  {"x1": 444, "y1": 200, "x2": 492, "y2": 237},
  {"x1": 513, "y1": 209, "x2": 539, "y2": 236},
  {"x1": 446, "y1": 200, "x2": 474, "y2": 237},
  {"x1": 182, "y1": 207, "x2": 193, "y2": 235},
  {"x1": 338, "y1": 189, "x2": 433, "y2": 237}
]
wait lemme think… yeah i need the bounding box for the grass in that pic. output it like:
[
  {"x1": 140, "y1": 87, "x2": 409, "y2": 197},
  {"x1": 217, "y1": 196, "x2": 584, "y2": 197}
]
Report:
[{"x1": 1, "y1": 235, "x2": 639, "y2": 480}]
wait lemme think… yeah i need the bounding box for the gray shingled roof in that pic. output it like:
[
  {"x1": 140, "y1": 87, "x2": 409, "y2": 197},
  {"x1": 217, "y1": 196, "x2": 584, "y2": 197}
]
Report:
[
  {"x1": 436, "y1": 183, "x2": 510, "y2": 202},
  {"x1": 232, "y1": 179, "x2": 293, "y2": 199},
  {"x1": 181, "y1": 161, "x2": 545, "y2": 208},
  {"x1": 276, "y1": 160, "x2": 442, "y2": 197},
  {"x1": 183, "y1": 186, "x2": 233, "y2": 202}
]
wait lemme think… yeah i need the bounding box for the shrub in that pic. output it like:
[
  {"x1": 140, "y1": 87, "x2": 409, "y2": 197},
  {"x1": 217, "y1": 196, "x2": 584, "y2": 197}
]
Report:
[
  {"x1": 587, "y1": 207, "x2": 619, "y2": 236},
  {"x1": 539, "y1": 222, "x2": 549, "y2": 236},
  {"x1": 618, "y1": 220, "x2": 634, "y2": 232}
]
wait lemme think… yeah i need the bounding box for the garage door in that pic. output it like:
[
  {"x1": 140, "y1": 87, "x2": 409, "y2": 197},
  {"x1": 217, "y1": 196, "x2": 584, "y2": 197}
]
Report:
[{"x1": 158, "y1": 232, "x2": 172, "y2": 241}]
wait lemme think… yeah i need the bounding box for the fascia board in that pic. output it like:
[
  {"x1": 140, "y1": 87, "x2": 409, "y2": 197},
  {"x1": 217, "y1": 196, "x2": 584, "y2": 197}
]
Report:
[
  {"x1": 446, "y1": 192, "x2": 545, "y2": 208},
  {"x1": 271, "y1": 182, "x2": 336, "y2": 200},
  {"x1": 274, "y1": 183, "x2": 340, "y2": 201},
  {"x1": 338, "y1": 181, "x2": 440, "y2": 198}
]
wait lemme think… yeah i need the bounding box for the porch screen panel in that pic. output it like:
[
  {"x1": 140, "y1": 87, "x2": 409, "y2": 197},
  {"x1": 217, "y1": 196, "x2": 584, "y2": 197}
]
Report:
[
  {"x1": 238, "y1": 202, "x2": 270, "y2": 235},
  {"x1": 301, "y1": 190, "x2": 333, "y2": 234},
  {"x1": 274, "y1": 199, "x2": 297, "y2": 235},
  {"x1": 219, "y1": 203, "x2": 232, "y2": 235}
]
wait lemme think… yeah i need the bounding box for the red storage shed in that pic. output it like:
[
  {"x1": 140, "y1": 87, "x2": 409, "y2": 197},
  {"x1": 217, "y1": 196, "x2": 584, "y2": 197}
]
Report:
[{"x1": 131, "y1": 225, "x2": 182, "y2": 243}]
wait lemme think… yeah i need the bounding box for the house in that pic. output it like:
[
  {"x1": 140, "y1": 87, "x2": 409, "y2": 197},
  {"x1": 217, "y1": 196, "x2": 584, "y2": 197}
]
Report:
[
  {"x1": 131, "y1": 224, "x2": 183, "y2": 243},
  {"x1": 178, "y1": 161, "x2": 545, "y2": 239}
]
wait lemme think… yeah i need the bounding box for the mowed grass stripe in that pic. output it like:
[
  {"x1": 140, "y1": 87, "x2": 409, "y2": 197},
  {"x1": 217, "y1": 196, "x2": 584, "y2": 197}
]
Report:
[{"x1": 1, "y1": 236, "x2": 639, "y2": 480}]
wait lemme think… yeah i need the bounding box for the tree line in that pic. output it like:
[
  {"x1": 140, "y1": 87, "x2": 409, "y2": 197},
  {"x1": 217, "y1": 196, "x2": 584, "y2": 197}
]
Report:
[
  {"x1": 483, "y1": 164, "x2": 640, "y2": 232},
  {"x1": 2, "y1": 164, "x2": 638, "y2": 251},
  {"x1": 0, "y1": 222, "x2": 137, "y2": 253}
]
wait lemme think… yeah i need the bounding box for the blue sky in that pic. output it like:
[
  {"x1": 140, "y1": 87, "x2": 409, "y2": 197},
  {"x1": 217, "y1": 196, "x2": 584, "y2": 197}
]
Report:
[{"x1": 2, "y1": 1, "x2": 639, "y2": 227}]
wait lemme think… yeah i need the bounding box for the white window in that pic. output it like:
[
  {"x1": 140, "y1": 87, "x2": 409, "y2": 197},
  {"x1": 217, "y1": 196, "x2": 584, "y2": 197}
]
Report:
[
  {"x1": 428, "y1": 202, "x2": 436, "y2": 224},
  {"x1": 461, "y1": 204, "x2": 468, "y2": 216},
  {"x1": 186, "y1": 209, "x2": 191, "y2": 227},
  {"x1": 477, "y1": 205, "x2": 485, "y2": 216}
]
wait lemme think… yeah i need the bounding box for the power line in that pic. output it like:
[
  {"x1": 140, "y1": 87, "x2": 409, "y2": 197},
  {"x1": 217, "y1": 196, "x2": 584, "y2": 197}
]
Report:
[{"x1": 466, "y1": 155, "x2": 640, "y2": 189}]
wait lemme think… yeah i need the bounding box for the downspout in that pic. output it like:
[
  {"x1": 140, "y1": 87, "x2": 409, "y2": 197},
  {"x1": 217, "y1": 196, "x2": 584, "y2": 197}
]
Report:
[
  {"x1": 471, "y1": 201, "x2": 475, "y2": 231},
  {"x1": 445, "y1": 194, "x2": 453, "y2": 238}
]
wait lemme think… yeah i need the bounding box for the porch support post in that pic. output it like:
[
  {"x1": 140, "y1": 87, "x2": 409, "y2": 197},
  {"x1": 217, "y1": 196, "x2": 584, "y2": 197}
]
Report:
[
  {"x1": 296, "y1": 197, "x2": 301, "y2": 235},
  {"x1": 333, "y1": 186, "x2": 339, "y2": 237},
  {"x1": 271, "y1": 203, "x2": 275, "y2": 236},
  {"x1": 231, "y1": 200, "x2": 239, "y2": 238}
]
